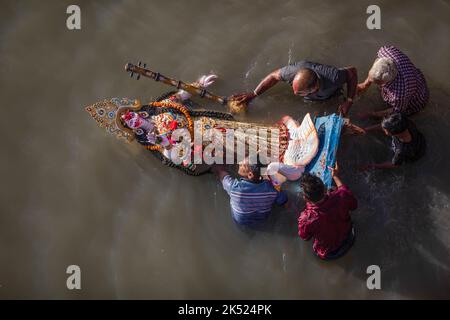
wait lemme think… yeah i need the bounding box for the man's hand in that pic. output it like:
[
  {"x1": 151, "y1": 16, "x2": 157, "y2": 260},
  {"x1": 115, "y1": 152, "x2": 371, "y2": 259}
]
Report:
[
  {"x1": 230, "y1": 92, "x2": 256, "y2": 105},
  {"x1": 328, "y1": 161, "x2": 339, "y2": 177},
  {"x1": 328, "y1": 162, "x2": 343, "y2": 187},
  {"x1": 343, "y1": 120, "x2": 367, "y2": 135},
  {"x1": 338, "y1": 100, "x2": 353, "y2": 117},
  {"x1": 356, "y1": 78, "x2": 372, "y2": 96},
  {"x1": 356, "y1": 83, "x2": 368, "y2": 96}
]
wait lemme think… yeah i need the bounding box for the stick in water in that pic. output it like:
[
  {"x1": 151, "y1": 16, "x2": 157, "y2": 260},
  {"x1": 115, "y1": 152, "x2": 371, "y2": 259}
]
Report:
[{"x1": 125, "y1": 62, "x2": 248, "y2": 114}]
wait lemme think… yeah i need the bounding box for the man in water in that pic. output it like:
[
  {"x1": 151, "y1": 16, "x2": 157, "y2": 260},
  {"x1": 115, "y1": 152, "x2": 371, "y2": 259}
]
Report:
[
  {"x1": 212, "y1": 159, "x2": 288, "y2": 227},
  {"x1": 232, "y1": 60, "x2": 358, "y2": 116},
  {"x1": 357, "y1": 46, "x2": 429, "y2": 120},
  {"x1": 360, "y1": 112, "x2": 426, "y2": 171},
  {"x1": 298, "y1": 165, "x2": 358, "y2": 260}
]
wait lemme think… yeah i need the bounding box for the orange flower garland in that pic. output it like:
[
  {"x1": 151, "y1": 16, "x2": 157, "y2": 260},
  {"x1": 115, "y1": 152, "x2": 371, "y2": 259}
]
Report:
[{"x1": 144, "y1": 101, "x2": 194, "y2": 152}]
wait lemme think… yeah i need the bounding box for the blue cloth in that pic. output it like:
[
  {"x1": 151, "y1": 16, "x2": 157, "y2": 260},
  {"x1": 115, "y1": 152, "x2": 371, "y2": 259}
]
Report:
[
  {"x1": 222, "y1": 176, "x2": 288, "y2": 226},
  {"x1": 306, "y1": 114, "x2": 344, "y2": 188}
]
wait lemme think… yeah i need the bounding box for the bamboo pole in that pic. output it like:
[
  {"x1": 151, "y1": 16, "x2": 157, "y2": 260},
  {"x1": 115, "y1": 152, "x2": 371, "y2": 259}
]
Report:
[{"x1": 125, "y1": 62, "x2": 228, "y2": 105}]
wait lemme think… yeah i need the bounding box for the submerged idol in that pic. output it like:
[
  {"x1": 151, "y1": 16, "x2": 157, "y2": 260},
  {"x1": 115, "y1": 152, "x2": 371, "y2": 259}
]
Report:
[{"x1": 85, "y1": 63, "x2": 345, "y2": 186}]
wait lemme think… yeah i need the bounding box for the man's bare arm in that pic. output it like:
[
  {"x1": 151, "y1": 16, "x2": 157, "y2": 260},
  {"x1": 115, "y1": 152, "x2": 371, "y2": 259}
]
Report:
[
  {"x1": 373, "y1": 107, "x2": 393, "y2": 118},
  {"x1": 254, "y1": 69, "x2": 282, "y2": 96},
  {"x1": 230, "y1": 69, "x2": 282, "y2": 105},
  {"x1": 345, "y1": 67, "x2": 358, "y2": 100},
  {"x1": 328, "y1": 162, "x2": 343, "y2": 187},
  {"x1": 338, "y1": 67, "x2": 358, "y2": 116},
  {"x1": 357, "y1": 76, "x2": 373, "y2": 95}
]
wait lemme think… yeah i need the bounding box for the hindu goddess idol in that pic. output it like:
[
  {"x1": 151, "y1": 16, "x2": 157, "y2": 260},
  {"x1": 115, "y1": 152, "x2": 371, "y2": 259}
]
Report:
[{"x1": 85, "y1": 75, "x2": 319, "y2": 185}]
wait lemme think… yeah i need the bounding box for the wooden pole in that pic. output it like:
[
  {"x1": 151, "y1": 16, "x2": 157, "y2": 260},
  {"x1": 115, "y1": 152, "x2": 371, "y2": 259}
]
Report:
[{"x1": 125, "y1": 62, "x2": 228, "y2": 105}]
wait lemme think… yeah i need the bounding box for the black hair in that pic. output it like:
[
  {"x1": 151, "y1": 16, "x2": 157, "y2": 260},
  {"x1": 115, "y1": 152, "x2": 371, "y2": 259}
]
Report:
[
  {"x1": 381, "y1": 112, "x2": 408, "y2": 135},
  {"x1": 248, "y1": 163, "x2": 262, "y2": 178},
  {"x1": 299, "y1": 173, "x2": 325, "y2": 203}
]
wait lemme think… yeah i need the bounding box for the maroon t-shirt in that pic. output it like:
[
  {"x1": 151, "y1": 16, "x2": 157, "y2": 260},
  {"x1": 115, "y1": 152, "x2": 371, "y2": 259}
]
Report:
[{"x1": 298, "y1": 185, "x2": 357, "y2": 258}]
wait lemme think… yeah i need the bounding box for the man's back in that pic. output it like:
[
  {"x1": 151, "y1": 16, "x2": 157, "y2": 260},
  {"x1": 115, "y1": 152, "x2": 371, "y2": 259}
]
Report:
[
  {"x1": 391, "y1": 120, "x2": 426, "y2": 166},
  {"x1": 279, "y1": 60, "x2": 348, "y2": 100},
  {"x1": 378, "y1": 46, "x2": 429, "y2": 115},
  {"x1": 222, "y1": 175, "x2": 287, "y2": 225},
  {"x1": 298, "y1": 185, "x2": 357, "y2": 258}
]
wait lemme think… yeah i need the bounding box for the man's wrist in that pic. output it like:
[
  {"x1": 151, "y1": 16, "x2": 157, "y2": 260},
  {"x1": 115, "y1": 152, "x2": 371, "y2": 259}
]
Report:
[{"x1": 252, "y1": 90, "x2": 258, "y2": 97}]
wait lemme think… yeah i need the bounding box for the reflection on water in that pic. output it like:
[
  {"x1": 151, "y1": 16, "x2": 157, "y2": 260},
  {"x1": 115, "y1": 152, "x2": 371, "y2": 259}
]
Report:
[{"x1": 0, "y1": 0, "x2": 449, "y2": 299}]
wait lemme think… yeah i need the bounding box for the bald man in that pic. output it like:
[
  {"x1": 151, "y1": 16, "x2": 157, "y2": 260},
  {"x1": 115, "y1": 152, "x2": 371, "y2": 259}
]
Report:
[{"x1": 232, "y1": 61, "x2": 357, "y2": 116}]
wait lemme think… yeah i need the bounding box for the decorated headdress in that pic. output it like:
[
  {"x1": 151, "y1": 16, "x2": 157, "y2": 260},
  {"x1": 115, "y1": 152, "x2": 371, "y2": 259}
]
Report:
[
  {"x1": 85, "y1": 98, "x2": 142, "y2": 142},
  {"x1": 121, "y1": 110, "x2": 142, "y2": 129}
]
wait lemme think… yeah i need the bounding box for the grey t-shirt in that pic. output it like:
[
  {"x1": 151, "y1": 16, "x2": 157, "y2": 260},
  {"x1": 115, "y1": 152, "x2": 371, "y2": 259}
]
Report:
[{"x1": 279, "y1": 60, "x2": 348, "y2": 101}]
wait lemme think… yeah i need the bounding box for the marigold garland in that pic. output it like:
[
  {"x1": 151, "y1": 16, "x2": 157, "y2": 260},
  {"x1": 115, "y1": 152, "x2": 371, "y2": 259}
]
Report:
[{"x1": 144, "y1": 101, "x2": 194, "y2": 152}]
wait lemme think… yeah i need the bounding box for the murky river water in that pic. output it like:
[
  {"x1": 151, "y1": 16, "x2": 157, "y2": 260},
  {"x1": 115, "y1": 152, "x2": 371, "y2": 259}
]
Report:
[{"x1": 1, "y1": 0, "x2": 449, "y2": 299}]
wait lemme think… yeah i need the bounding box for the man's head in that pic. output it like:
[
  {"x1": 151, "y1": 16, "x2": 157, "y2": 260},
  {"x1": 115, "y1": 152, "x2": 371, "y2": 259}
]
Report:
[
  {"x1": 381, "y1": 112, "x2": 408, "y2": 136},
  {"x1": 369, "y1": 57, "x2": 398, "y2": 85},
  {"x1": 238, "y1": 158, "x2": 261, "y2": 182},
  {"x1": 299, "y1": 173, "x2": 325, "y2": 203},
  {"x1": 292, "y1": 68, "x2": 320, "y2": 96}
]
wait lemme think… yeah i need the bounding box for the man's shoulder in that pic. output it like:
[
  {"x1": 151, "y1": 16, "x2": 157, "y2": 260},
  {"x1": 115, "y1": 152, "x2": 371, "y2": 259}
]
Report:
[
  {"x1": 328, "y1": 185, "x2": 354, "y2": 202},
  {"x1": 299, "y1": 207, "x2": 319, "y2": 224},
  {"x1": 232, "y1": 179, "x2": 278, "y2": 193},
  {"x1": 227, "y1": 176, "x2": 243, "y2": 188},
  {"x1": 229, "y1": 178, "x2": 257, "y2": 190},
  {"x1": 288, "y1": 60, "x2": 328, "y2": 71},
  {"x1": 259, "y1": 179, "x2": 281, "y2": 193},
  {"x1": 378, "y1": 46, "x2": 411, "y2": 66},
  {"x1": 222, "y1": 175, "x2": 237, "y2": 187},
  {"x1": 378, "y1": 45, "x2": 398, "y2": 57},
  {"x1": 307, "y1": 61, "x2": 345, "y2": 84},
  {"x1": 284, "y1": 60, "x2": 309, "y2": 67},
  {"x1": 279, "y1": 61, "x2": 308, "y2": 82}
]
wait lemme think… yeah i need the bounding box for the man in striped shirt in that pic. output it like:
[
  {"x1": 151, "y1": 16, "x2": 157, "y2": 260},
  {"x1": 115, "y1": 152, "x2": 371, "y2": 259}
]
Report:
[
  {"x1": 357, "y1": 46, "x2": 429, "y2": 119},
  {"x1": 213, "y1": 161, "x2": 288, "y2": 226}
]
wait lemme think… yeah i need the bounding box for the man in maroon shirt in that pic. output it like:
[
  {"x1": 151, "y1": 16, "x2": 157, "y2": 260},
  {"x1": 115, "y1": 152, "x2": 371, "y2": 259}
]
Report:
[{"x1": 298, "y1": 164, "x2": 358, "y2": 260}]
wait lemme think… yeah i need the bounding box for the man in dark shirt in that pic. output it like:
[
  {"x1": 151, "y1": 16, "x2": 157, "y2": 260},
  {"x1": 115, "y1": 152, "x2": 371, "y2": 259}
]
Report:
[
  {"x1": 231, "y1": 60, "x2": 358, "y2": 116},
  {"x1": 360, "y1": 112, "x2": 426, "y2": 170},
  {"x1": 297, "y1": 165, "x2": 358, "y2": 260}
]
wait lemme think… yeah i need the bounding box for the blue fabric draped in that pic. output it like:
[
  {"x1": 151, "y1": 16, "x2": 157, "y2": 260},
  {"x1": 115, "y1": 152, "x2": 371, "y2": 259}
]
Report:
[{"x1": 305, "y1": 114, "x2": 344, "y2": 188}]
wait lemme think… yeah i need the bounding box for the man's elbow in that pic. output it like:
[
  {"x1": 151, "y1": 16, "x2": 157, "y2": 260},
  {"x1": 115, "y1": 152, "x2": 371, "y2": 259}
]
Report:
[{"x1": 270, "y1": 69, "x2": 282, "y2": 81}]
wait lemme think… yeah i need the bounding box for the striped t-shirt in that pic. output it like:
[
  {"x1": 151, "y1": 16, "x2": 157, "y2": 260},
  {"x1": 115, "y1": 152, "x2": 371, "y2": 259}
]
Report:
[{"x1": 222, "y1": 175, "x2": 288, "y2": 226}]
